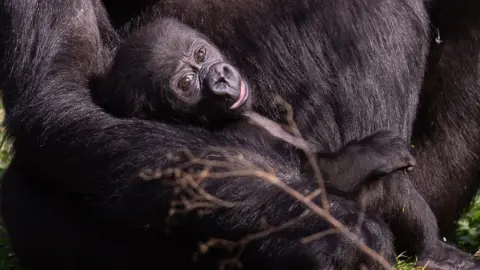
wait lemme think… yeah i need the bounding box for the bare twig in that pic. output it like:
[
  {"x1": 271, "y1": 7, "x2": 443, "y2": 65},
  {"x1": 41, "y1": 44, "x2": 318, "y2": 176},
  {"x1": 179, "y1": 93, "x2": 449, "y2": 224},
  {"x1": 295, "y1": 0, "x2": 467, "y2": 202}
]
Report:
[
  {"x1": 301, "y1": 228, "x2": 339, "y2": 244},
  {"x1": 144, "y1": 148, "x2": 392, "y2": 270},
  {"x1": 141, "y1": 98, "x2": 393, "y2": 270},
  {"x1": 273, "y1": 95, "x2": 329, "y2": 212},
  {"x1": 242, "y1": 110, "x2": 313, "y2": 152},
  {"x1": 474, "y1": 248, "x2": 480, "y2": 258}
]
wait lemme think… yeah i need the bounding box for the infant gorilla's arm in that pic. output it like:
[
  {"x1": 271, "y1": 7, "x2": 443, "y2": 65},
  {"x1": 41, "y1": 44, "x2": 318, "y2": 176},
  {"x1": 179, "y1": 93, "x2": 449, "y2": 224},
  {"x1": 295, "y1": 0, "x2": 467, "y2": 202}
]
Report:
[{"x1": 244, "y1": 112, "x2": 415, "y2": 193}]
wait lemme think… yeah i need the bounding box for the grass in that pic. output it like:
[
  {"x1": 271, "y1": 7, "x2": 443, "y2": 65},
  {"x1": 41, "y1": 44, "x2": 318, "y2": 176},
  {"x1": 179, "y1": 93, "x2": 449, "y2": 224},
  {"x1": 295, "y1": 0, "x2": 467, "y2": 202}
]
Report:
[
  {"x1": 0, "y1": 104, "x2": 19, "y2": 270},
  {"x1": 457, "y1": 195, "x2": 480, "y2": 254},
  {"x1": 0, "y1": 226, "x2": 18, "y2": 270},
  {"x1": 0, "y1": 105, "x2": 477, "y2": 270},
  {"x1": 395, "y1": 253, "x2": 420, "y2": 270}
]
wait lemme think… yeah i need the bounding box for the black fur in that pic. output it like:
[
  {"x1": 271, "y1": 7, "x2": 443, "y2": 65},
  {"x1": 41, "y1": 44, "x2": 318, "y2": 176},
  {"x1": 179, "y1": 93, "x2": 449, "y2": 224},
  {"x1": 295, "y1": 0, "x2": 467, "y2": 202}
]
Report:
[
  {"x1": 410, "y1": 0, "x2": 480, "y2": 238},
  {"x1": 0, "y1": 1, "x2": 398, "y2": 269},
  {"x1": 1, "y1": 0, "x2": 479, "y2": 269},
  {"x1": 110, "y1": 0, "x2": 479, "y2": 267},
  {"x1": 93, "y1": 17, "x2": 416, "y2": 194},
  {"x1": 92, "y1": 17, "x2": 254, "y2": 126}
]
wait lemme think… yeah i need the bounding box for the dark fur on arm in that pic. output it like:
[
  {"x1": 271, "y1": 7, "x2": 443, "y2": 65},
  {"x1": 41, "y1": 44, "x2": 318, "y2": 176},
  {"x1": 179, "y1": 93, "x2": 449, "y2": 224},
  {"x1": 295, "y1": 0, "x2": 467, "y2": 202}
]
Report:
[{"x1": 0, "y1": 1, "x2": 396, "y2": 269}]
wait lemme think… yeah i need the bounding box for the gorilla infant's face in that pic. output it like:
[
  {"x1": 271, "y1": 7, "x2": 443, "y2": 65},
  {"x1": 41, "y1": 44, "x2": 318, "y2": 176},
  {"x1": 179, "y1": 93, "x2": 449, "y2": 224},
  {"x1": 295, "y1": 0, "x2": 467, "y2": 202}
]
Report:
[{"x1": 146, "y1": 19, "x2": 252, "y2": 120}]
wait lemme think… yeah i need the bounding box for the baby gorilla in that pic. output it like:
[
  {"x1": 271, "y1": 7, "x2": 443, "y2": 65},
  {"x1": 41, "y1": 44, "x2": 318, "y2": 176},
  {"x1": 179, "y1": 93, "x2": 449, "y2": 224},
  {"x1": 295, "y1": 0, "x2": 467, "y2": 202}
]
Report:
[{"x1": 92, "y1": 18, "x2": 415, "y2": 194}]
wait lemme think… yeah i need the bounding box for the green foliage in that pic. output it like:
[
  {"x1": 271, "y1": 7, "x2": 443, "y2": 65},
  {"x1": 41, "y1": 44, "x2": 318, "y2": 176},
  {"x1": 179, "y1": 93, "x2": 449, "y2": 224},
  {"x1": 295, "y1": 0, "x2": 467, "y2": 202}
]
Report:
[
  {"x1": 0, "y1": 105, "x2": 9, "y2": 176},
  {"x1": 0, "y1": 109, "x2": 19, "y2": 269},
  {"x1": 395, "y1": 253, "x2": 420, "y2": 270},
  {"x1": 456, "y1": 195, "x2": 480, "y2": 253},
  {"x1": 0, "y1": 224, "x2": 19, "y2": 270}
]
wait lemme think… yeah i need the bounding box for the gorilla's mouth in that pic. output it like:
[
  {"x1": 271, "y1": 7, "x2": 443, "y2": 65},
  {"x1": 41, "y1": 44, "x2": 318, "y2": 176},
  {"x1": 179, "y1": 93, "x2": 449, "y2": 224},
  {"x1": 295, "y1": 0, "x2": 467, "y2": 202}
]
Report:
[{"x1": 230, "y1": 80, "x2": 249, "y2": 110}]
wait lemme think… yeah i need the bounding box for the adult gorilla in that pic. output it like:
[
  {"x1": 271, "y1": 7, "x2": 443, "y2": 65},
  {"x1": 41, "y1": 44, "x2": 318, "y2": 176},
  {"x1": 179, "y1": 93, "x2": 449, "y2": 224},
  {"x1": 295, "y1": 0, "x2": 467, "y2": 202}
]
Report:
[
  {"x1": 106, "y1": 0, "x2": 480, "y2": 250},
  {"x1": 101, "y1": 0, "x2": 480, "y2": 239},
  {"x1": 0, "y1": 1, "x2": 397, "y2": 270},
  {"x1": 411, "y1": 0, "x2": 480, "y2": 237},
  {"x1": 0, "y1": 1, "x2": 478, "y2": 270},
  {"x1": 102, "y1": 0, "x2": 480, "y2": 267}
]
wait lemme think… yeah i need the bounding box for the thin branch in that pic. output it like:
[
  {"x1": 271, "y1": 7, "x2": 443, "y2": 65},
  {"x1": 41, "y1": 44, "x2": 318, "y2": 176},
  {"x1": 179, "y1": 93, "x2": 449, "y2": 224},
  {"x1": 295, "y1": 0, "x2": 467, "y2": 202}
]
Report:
[
  {"x1": 274, "y1": 95, "x2": 329, "y2": 212},
  {"x1": 140, "y1": 97, "x2": 393, "y2": 269},
  {"x1": 145, "y1": 149, "x2": 392, "y2": 269}
]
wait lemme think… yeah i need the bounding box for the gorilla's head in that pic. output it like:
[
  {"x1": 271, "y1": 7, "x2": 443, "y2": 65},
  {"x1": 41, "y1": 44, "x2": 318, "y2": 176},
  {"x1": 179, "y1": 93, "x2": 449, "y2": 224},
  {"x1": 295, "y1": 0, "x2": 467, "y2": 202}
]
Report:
[{"x1": 94, "y1": 18, "x2": 252, "y2": 126}]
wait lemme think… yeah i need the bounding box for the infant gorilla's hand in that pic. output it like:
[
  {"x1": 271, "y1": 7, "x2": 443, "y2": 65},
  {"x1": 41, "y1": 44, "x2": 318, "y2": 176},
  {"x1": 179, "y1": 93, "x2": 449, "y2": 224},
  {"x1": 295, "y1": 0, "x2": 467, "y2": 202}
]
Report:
[
  {"x1": 342, "y1": 130, "x2": 416, "y2": 178},
  {"x1": 313, "y1": 130, "x2": 415, "y2": 193}
]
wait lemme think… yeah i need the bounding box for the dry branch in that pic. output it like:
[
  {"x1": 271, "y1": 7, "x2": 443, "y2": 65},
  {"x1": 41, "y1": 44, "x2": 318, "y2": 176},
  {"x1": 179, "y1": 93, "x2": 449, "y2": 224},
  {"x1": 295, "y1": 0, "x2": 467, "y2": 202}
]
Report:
[{"x1": 140, "y1": 96, "x2": 394, "y2": 270}]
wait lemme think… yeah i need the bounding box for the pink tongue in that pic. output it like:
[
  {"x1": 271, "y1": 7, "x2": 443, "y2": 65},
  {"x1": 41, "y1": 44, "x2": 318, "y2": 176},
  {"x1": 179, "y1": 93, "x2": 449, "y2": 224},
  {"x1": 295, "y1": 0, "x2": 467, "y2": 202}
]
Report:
[{"x1": 230, "y1": 81, "x2": 246, "y2": 109}]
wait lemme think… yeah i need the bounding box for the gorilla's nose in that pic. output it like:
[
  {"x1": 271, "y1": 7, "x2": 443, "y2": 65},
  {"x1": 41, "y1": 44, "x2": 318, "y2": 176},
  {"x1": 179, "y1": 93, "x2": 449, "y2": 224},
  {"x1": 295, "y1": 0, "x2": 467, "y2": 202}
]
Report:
[{"x1": 205, "y1": 62, "x2": 241, "y2": 97}]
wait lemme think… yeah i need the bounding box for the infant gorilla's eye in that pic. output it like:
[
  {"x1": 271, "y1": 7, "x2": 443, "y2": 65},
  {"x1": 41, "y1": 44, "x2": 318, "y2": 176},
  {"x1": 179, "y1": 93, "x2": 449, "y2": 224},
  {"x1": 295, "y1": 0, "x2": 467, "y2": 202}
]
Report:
[
  {"x1": 194, "y1": 47, "x2": 207, "y2": 63},
  {"x1": 178, "y1": 74, "x2": 194, "y2": 91}
]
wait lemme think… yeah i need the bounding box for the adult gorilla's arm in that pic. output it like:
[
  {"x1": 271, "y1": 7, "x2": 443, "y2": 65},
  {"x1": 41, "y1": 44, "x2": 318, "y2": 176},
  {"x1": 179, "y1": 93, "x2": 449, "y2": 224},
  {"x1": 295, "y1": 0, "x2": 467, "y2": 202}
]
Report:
[
  {"x1": 0, "y1": 2, "x2": 396, "y2": 269},
  {"x1": 410, "y1": 0, "x2": 480, "y2": 236},
  {"x1": 0, "y1": 0, "x2": 274, "y2": 232}
]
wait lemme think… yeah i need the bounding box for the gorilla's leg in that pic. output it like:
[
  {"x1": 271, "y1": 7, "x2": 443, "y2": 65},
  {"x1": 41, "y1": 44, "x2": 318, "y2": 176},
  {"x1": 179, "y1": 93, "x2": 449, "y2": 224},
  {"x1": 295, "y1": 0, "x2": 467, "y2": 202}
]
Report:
[
  {"x1": 410, "y1": 0, "x2": 480, "y2": 237},
  {"x1": 2, "y1": 158, "x2": 397, "y2": 270}
]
